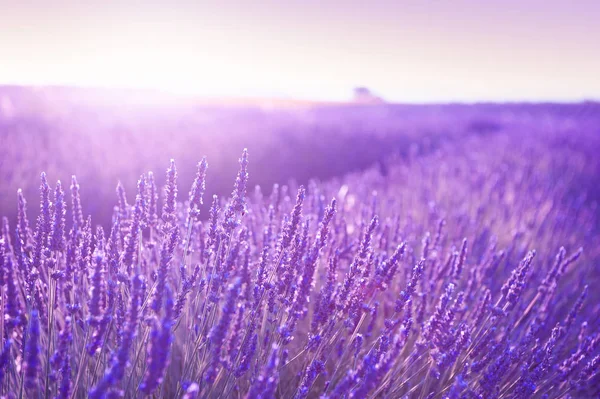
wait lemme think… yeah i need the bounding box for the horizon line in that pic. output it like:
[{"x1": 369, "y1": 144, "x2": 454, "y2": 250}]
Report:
[{"x1": 0, "y1": 83, "x2": 598, "y2": 106}]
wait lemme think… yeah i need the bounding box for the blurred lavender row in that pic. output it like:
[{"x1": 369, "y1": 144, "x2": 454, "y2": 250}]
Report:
[
  {"x1": 0, "y1": 91, "x2": 599, "y2": 398},
  {"x1": 1, "y1": 87, "x2": 599, "y2": 227}
]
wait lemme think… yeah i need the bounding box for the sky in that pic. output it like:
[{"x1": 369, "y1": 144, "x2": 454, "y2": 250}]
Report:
[{"x1": 0, "y1": 0, "x2": 599, "y2": 102}]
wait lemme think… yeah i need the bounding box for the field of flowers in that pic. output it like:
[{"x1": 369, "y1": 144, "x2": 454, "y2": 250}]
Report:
[
  {"x1": 0, "y1": 95, "x2": 599, "y2": 398},
  {"x1": 2, "y1": 86, "x2": 599, "y2": 227}
]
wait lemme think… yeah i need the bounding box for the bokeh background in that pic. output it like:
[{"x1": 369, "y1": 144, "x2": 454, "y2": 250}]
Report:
[{"x1": 0, "y1": 0, "x2": 599, "y2": 227}]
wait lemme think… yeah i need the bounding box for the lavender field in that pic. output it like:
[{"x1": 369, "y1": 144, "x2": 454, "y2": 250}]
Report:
[{"x1": 0, "y1": 89, "x2": 600, "y2": 398}]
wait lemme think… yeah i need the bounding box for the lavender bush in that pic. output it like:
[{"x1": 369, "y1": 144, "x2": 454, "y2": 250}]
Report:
[
  {"x1": 0, "y1": 128, "x2": 598, "y2": 398},
  {"x1": 2, "y1": 87, "x2": 599, "y2": 227}
]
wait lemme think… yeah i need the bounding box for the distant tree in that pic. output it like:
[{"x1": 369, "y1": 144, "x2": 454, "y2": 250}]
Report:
[{"x1": 353, "y1": 87, "x2": 385, "y2": 104}]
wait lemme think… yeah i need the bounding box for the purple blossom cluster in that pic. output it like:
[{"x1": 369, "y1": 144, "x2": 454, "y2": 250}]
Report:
[{"x1": 0, "y1": 126, "x2": 598, "y2": 399}]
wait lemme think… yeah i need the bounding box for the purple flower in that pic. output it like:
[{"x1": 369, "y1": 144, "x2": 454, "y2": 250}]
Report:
[
  {"x1": 56, "y1": 349, "x2": 72, "y2": 399},
  {"x1": 39, "y1": 172, "x2": 52, "y2": 248},
  {"x1": 246, "y1": 345, "x2": 280, "y2": 399},
  {"x1": 235, "y1": 332, "x2": 257, "y2": 378},
  {"x1": 70, "y1": 175, "x2": 84, "y2": 230},
  {"x1": 50, "y1": 316, "x2": 72, "y2": 375},
  {"x1": 182, "y1": 382, "x2": 200, "y2": 399},
  {"x1": 354, "y1": 329, "x2": 409, "y2": 398},
  {"x1": 226, "y1": 303, "x2": 246, "y2": 365},
  {"x1": 152, "y1": 226, "x2": 179, "y2": 313},
  {"x1": 137, "y1": 174, "x2": 149, "y2": 227},
  {"x1": 0, "y1": 338, "x2": 12, "y2": 387},
  {"x1": 87, "y1": 280, "x2": 116, "y2": 355},
  {"x1": 563, "y1": 285, "x2": 588, "y2": 331},
  {"x1": 205, "y1": 194, "x2": 220, "y2": 256},
  {"x1": 17, "y1": 188, "x2": 30, "y2": 245},
  {"x1": 294, "y1": 359, "x2": 325, "y2": 399},
  {"x1": 423, "y1": 283, "x2": 455, "y2": 342},
  {"x1": 24, "y1": 310, "x2": 41, "y2": 391},
  {"x1": 0, "y1": 240, "x2": 5, "y2": 288},
  {"x1": 223, "y1": 149, "x2": 249, "y2": 231},
  {"x1": 282, "y1": 199, "x2": 336, "y2": 341},
  {"x1": 451, "y1": 238, "x2": 468, "y2": 279},
  {"x1": 436, "y1": 323, "x2": 471, "y2": 370},
  {"x1": 0, "y1": 141, "x2": 598, "y2": 399},
  {"x1": 2, "y1": 249, "x2": 21, "y2": 325},
  {"x1": 173, "y1": 265, "x2": 201, "y2": 320},
  {"x1": 162, "y1": 159, "x2": 178, "y2": 226},
  {"x1": 473, "y1": 288, "x2": 492, "y2": 328},
  {"x1": 147, "y1": 171, "x2": 159, "y2": 228},
  {"x1": 121, "y1": 194, "x2": 143, "y2": 274},
  {"x1": 421, "y1": 231, "x2": 431, "y2": 259},
  {"x1": 395, "y1": 259, "x2": 425, "y2": 313},
  {"x1": 89, "y1": 275, "x2": 144, "y2": 399},
  {"x1": 501, "y1": 250, "x2": 536, "y2": 309},
  {"x1": 106, "y1": 218, "x2": 121, "y2": 277},
  {"x1": 139, "y1": 286, "x2": 175, "y2": 394},
  {"x1": 187, "y1": 157, "x2": 208, "y2": 223},
  {"x1": 88, "y1": 251, "x2": 106, "y2": 321},
  {"x1": 206, "y1": 278, "x2": 241, "y2": 383},
  {"x1": 312, "y1": 251, "x2": 339, "y2": 333},
  {"x1": 281, "y1": 186, "x2": 306, "y2": 250},
  {"x1": 254, "y1": 207, "x2": 274, "y2": 305},
  {"x1": 116, "y1": 181, "x2": 129, "y2": 221},
  {"x1": 374, "y1": 242, "x2": 406, "y2": 290},
  {"x1": 279, "y1": 218, "x2": 310, "y2": 305},
  {"x1": 339, "y1": 214, "x2": 376, "y2": 311}
]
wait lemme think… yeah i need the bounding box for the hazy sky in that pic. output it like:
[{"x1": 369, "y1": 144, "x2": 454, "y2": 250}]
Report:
[{"x1": 1, "y1": 0, "x2": 599, "y2": 102}]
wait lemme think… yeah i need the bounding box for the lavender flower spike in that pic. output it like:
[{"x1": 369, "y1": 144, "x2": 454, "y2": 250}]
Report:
[
  {"x1": 48, "y1": 192, "x2": 66, "y2": 256},
  {"x1": 147, "y1": 171, "x2": 159, "y2": 228},
  {"x1": 140, "y1": 286, "x2": 175, "y2": 394},
  {"x1": 206, "y1": 278, "x2": 241, "y2": 383},
  {"x1": 395, "y1": 259, "x2": 425, "y2": 313},
  {"x1": 187, "y1": 156, "x2": 208, "y2": 223},
  {"x1": 88, "y1": 250, "x2": 106, "y2": 321},
  {"x1": 502, "y1": 250, "x2": 536, "y2": 308},
  {"x1": 39, "y1": 172, "x2": 52, "y2": 247},
  {"x1": 152, "y1": 226, "x2": 179, "y2": 313},
  {"x1": 17, "y1": 188, "x2": 30, "y2": 245},
  {"x1": 0, "y1": 338, "x2": 11, "y2": 387},
  {"x1": 246, "y1": 345, "x2": 280, "y2": 399},
  {"x1": 89, "y1": 275, "x2": 144, "y2": 399},
  {"x1": 70, "y1": 175, "x2": 84, "y2": 230},
  {"x1": 281, "y1": 185, "x2": 306, "y2": 250},
  {"x1": 223, "y1": 149, "x2": 249, "y2": 230},
  {"x1": 24, "y1": 310, "x2": 41, "y2": 390},
  {"x1": 162, "y1": 158, "x2": 178, "y2": 225}
]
